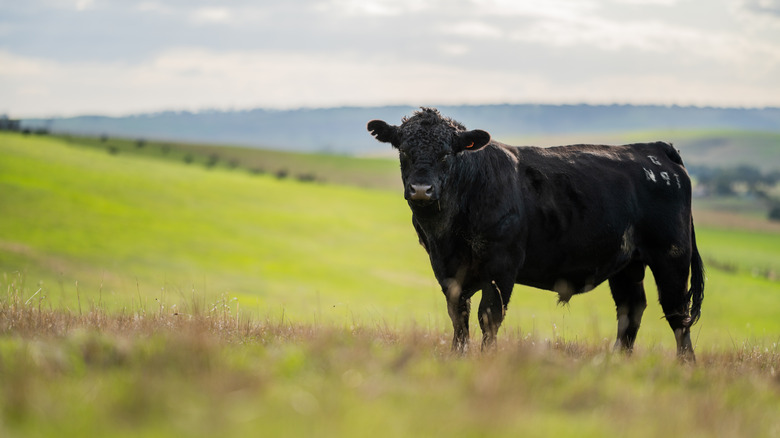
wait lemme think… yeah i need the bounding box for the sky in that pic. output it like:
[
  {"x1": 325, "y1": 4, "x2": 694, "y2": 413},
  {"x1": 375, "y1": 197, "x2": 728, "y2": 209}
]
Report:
[{"x1": 1, "y1": 0, "x2": 779, "y2": 117}]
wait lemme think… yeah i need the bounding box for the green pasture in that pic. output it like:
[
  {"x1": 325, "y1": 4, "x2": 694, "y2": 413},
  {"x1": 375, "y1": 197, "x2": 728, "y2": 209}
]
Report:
[
  {"x1": 698, "y1": 227, "x2": 780, "y2": 275},
  {"x1": 2, "y1": 132, "x2": 780, "y2": 438},
  {"x1": 2, "y1": 132, "x2": 779, "y2": 349}
]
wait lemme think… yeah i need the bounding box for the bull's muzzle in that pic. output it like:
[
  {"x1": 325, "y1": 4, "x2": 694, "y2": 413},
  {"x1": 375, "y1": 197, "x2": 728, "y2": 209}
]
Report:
[{"x1": 407, "y1": 183, "x2": 435, "y2": 201}]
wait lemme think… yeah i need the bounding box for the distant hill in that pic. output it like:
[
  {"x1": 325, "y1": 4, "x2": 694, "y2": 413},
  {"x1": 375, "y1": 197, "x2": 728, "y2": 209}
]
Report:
[{"x1": 23, "y1": 104, "x2": 780, "y2": 156}]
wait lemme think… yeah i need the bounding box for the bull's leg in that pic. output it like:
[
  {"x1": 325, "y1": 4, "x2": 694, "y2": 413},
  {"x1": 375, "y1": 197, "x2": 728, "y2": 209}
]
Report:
[
  {"x1": 445, "y1": 282, "x2": 471, "y2": 354},
  {"x1": 478, "y1": 279, "x2": 513, "y2": 350},
  {"x1": 649, "y1": 256, "x2": 696, "y2": 362},
  {"x1": 608, "y1": 261, "x2": 647, "y2": 353}
]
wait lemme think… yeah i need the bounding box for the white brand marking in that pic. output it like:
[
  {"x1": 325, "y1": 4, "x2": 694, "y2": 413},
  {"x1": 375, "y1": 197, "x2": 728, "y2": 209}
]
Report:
[
  {"x1": 660, "y1": 171, "x2": 671, "y2": 186},
  {"x1": 648, "y1": 155, "x2": 662, "y2": 166},
  {"x1": 674, "y1": 173, "x2": 681, "y2": 189},
  {"x1": 643, "y1": 168, "x2": 656, "y2": 183}
]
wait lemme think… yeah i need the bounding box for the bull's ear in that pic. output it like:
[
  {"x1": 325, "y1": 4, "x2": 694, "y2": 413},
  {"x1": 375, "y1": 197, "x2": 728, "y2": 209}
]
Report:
[
  {"x1": 367, "y1": 120, "x2": 400, "y2": 146},
  {"x1": 455, "y1": 129, "x2": 491, "y2": 153}
]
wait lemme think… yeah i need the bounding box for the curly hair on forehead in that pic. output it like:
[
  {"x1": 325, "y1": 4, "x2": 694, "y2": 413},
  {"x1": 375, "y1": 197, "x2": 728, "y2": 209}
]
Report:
[{"x1": 401, "y1": 107, "x2": 467, "y2": 131}]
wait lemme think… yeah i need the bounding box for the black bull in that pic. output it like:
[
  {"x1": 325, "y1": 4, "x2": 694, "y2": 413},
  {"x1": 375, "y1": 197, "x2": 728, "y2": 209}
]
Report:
[{"x1": 368, "y1": 108, "x2": 704, "y2": 360}]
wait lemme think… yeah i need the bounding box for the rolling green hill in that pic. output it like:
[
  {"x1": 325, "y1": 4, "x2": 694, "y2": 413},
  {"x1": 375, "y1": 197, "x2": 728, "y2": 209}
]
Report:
[
  {"x1": 0, "y1": 132, "x2": 433, "y2": 322},
  {"x1": 56, "y1": 129, "x2": 780, "y2": 193},
  {"x1": 54, "y1": 134, "x2": 403, "y2": 190},
  {"x1": 2, "y1": 132, "x2": 780, "y2": 348}
]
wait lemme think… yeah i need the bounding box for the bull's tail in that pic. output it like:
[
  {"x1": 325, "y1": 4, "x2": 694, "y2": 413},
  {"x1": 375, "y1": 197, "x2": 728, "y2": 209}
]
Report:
[
  {"x1": 671, "y1": 143, "x2": 704, "y2": 327},
  {"x1": 687, "y1": 219, "x2": 705, "y2": 326}
]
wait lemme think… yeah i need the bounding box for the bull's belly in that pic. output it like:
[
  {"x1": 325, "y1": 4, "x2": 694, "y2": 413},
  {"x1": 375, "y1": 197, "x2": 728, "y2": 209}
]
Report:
[
  {"x1": 514, "y1": 254, "x2": 632, "y2": 300},
  {"x1": 515, "y1": 272, "x2": 606, "y2": 296},
  {"x1": 515, "y1": 229, "x2": 637, "y2": 296}
]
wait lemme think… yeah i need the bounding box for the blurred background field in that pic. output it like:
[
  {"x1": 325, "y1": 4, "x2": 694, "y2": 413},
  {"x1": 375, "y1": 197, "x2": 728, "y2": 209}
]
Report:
[{"x1": 2, "y1": 130, "x2": 780, "y2": 438}]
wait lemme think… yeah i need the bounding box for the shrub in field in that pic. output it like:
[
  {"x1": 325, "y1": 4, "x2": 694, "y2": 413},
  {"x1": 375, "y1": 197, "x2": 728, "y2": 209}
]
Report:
[
  {"x1": 296, "y1": 173, "x2": 317, "y2": 183},
  {"x1": 769, "y1": 203, "x2": 780, "y2": 222},
  {"x1": 206, "y1": 153, "x2": 220, "y2": 168}
]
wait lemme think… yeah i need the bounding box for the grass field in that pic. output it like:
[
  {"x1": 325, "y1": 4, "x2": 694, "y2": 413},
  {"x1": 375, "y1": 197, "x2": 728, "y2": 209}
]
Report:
[
  {"x1": 2, "y1": 132, "x2": 780, "y2": 437},
  {"x1": 2, "y1": 299, "x2": 779, "y2": 438}
]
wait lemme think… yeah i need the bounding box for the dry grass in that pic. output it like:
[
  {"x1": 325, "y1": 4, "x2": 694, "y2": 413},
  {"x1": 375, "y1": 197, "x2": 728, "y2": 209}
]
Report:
[{"x1": 3, "y1": 284, "x2": 780, "y2": 438}]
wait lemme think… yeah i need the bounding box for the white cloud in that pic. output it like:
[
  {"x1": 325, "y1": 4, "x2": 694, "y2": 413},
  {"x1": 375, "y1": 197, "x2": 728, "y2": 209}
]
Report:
[
  {"x1": 439, "y1": 21, "x2": 504, "y2": 39},
  {"x1": 470, "y1": 0, "x2": 600, "y2": 19},
  {"x1": 3, "y1": 46, "x2": 779, "y2": 118},
  {"x1": 319, "y1": 0, "x2": 430, "y2": 16},
  {"x1": 740, "y1": 0, "x2": 780, "y2": 16},
  {"x1": 506, "y1": 8, "x2": 780, "y2": 67},
  {"x1": 609, "y1": 0, "x2": 679, "y2": 5},
  {"x1": 734, "y1": 0, "x2": 780, "y2": 30},
  {"x1": 190, "y1": 7, "x2": 233, "y2": 24},
  {"x1": 2, "y1": 0, "x2": 780, "y2": 116},
  {"x1": 75, "y1": 0, "x2": 95, "y2": 11},
  {"x1": 137, "y1": 2, "x2": 173, "y2": 14},
  {"x1": 438, "y1": 43, "x2": 471, "y2": 56}
]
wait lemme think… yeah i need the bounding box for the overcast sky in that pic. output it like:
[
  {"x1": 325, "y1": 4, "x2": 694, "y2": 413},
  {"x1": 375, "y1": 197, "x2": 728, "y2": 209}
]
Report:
[{"x1": 1, "y1": 0, "x2": 779, "y2": 117}]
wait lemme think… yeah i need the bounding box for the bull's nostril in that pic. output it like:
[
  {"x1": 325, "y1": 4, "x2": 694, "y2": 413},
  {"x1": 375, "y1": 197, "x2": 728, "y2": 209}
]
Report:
[{"x1": 409, "y1": 184, "x2": 434, "y2": 201}]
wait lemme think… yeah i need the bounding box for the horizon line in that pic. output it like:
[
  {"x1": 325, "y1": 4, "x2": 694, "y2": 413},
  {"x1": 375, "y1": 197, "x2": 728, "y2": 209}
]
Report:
[{"x1": 14, "y1": 102, "x2": 780, "y2": 120}]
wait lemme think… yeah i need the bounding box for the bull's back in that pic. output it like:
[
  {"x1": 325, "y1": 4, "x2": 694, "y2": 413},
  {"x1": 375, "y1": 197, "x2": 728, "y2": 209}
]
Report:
[{"x1": 519, "y1": 142, "x2": 691, "y2": 222}]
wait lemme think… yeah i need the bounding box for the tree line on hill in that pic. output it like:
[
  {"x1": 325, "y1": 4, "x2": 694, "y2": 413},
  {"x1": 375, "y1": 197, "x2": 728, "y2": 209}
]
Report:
[
  {"x1": 689, "y1": 164, "x2": 780, "y2": 221},
  {"x1": 690, "y1": 165, "x2": 780, "y2": 197}
]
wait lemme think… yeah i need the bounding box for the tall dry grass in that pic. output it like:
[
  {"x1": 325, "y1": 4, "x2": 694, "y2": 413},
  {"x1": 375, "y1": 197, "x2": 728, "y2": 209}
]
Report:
[
  {"x1": 3, "y1": 274, "x2": 778, "y2": 372},
  {"x1": 2, "y1": 274, "x2": 780, "y2": 438}
]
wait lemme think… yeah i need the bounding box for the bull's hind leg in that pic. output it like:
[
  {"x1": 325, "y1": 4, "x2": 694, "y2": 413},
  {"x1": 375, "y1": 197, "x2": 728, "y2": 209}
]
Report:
[
  {"x1": 478, "y1": 279, "x2": 513, "y2": 350},
  {"x1": 649, "y1": 256, "x2": 696, "y2": 362},
  {"x1": 608, "y1": 261, "x2": 647, "y2": 353}
]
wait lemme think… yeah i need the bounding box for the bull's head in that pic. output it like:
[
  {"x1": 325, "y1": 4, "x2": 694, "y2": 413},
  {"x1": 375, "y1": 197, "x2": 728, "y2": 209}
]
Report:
[{"x1": 367, "y1": 108, "x2": 490, "y2": 205}]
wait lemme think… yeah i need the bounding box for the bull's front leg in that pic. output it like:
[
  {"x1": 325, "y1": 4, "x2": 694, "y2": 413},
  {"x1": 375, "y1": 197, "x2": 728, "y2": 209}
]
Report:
[{"x1": 444, "y1": 278, "x2": 471, "y2": 354}]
